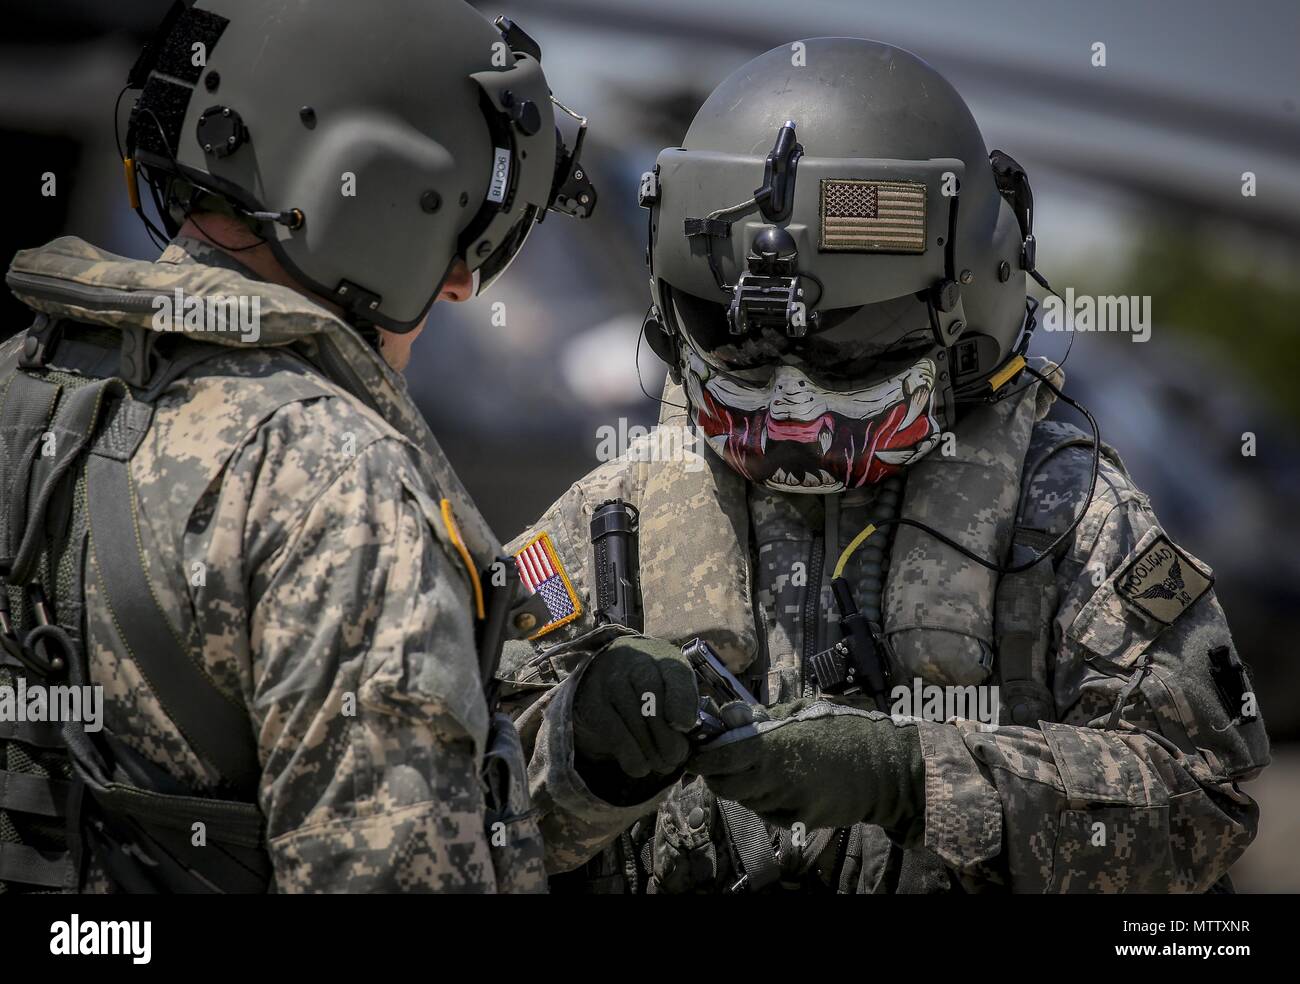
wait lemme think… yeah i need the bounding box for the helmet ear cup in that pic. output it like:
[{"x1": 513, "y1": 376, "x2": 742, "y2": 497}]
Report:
[{"x1": 643, "y1": 309, "x2": 682, "y2": 385}]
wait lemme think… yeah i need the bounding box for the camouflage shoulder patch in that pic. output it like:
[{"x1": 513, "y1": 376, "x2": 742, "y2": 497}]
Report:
[
  {"x1": 513, "y1": 531, "x2": 581, "y2": 639},
  {"x1": 1115, "y1": 533, "x2": 1213, "y2": 625}
]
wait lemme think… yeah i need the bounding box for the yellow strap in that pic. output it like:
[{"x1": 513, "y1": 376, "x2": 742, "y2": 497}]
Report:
[
  {"x1": 988, "y1": 354, "x2": 1027, "y2": 392},
  {"x1": 123, "y1": 158, "x2": 141, "y2": 211},
  {"x1": 833, "y1": 523, "x2": 877, "y2": 580},
  {"x1": 440, "y1": 498, "x2": 485, "y2": 619}
]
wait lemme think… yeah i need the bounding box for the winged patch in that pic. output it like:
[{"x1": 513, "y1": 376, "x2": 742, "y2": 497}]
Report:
[{"x1": 1115, "y1": 534, "x2": 1213, "y2": 625}]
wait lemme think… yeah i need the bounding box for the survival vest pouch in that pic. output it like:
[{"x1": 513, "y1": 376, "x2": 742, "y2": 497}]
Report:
[{"x1": 0, "y1": 317, "x2": 269, "y2": 893}]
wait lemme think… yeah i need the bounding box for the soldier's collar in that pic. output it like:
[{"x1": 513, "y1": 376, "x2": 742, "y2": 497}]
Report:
[{"x1": 159, "y1": 235, "x2": 266, "y2": 282}]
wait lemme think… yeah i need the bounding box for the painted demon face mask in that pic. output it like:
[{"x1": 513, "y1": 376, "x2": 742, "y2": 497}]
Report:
[
  {"x1": 669, "y1": 289, "x2": 950, "y2": 492},
  {"x1": 684, "y1": 351, "x2": 944, "y2": 492}
]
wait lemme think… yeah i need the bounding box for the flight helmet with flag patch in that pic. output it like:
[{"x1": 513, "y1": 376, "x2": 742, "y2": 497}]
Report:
[{"x1": 638, "y1": 37, "x2": 1037, "y2": 492}]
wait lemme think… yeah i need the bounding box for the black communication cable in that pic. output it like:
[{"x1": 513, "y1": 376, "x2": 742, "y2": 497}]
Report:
[
  {"x1": 636, "y1": 304, "x2": 689, "y2": 413},
  {"x1": 134, "y1": 105, "x2": 270, "y2": 253},
  {"x1": 841, "y1": 364, "x2": 1101, "y2": 575}
]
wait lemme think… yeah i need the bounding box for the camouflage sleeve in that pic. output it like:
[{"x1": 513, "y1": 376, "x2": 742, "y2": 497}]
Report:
[
  {"x1": 246, "y1": 426, "x2": 499, "y2": 892},
  {"x1": 500, "y1": 457, "x2": 670, "y2": 873},
  {"x1": 909, "y1": 441, "x2": 1269, "y2": 893},
  {"x1": 502, "y1": 624, "x2": 667, "y2": 873}
]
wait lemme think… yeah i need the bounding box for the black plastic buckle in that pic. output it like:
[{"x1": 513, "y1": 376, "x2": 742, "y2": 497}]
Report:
[
  {"x1": 120, "y1": 323, "x2": 161, "y2": 388},
  {"x1": 17, "y1": 314, "x2": 59, "y2": 370},
  {"x1": 1020, "y1": 234, "x2": 1037, "y2": 273},
  {"x1": 334, "y1": 280, "x2": 383, "y2": 320},
  {"x1": 684, "y1": 217, "x2": 731, "y2": 239},
  {"x1": 807, "y1": 641, "x2": 855, "y2": 694}
]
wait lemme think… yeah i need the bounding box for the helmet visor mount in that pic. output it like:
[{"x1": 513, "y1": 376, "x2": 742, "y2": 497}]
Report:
[
  {"x1": 463, "y1": 96, "x2": 594, "y2": 297},
  {"x1": 461, "y1": 53, "x2": 597, "y2": 299},
  {"x1": 657, "y1": 148, "x2": 965, "y2": 311}
]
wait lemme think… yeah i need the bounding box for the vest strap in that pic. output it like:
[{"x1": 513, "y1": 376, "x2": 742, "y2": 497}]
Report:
[
  {"x1": 718, "y1": 798, "x2": 780, "y2": 892},
  {"x1": 84, "y1": 452, "x2": 260, "y2": 791},
  {"x1": 994, "y1": 531, "x2": 1057, "y2": 725},
  {"x1": 0, "y1": 767, "x2": 71, "y2": 818},
  {"x1": 0, "y1": 841, "x2": 73, "y2": 889}
]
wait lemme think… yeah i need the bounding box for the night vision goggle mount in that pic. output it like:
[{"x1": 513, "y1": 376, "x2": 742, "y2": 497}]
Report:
[
  {"x1": 679, "y1": 120, "x2": 815, "y2": 339},
  {"x1": 728, "y1": 224, "x2": 812, "y2": 337}
]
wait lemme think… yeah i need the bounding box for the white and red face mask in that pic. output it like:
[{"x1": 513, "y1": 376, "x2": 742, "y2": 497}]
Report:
[{"x1": 683, "y1": 351, "x2": 943, "y2": 492}]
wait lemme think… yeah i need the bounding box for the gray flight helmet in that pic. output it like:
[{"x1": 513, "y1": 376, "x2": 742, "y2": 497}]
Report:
[
  {"x1": 125, "y1": 0, "x2": 596, "y2": 332},
  {"x1": 640, "y1": 38, "x2": 1034, "y2": 393}
]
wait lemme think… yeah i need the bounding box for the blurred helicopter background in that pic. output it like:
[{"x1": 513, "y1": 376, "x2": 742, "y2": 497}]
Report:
[{"x1": 2, "y1": 0, "x2": 1297, "y2": 890}]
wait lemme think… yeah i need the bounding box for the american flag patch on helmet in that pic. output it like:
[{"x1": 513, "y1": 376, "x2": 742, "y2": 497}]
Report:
[
  {"x1": 514, "y1": 532, "x2": 582, "y2": 638},
  {"x1": 820, "y1": 179, "x2": 927, "y2": 253}
]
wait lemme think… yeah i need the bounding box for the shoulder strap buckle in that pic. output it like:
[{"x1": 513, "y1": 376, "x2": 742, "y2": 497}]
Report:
[
  {"x1": 119, "y1": 323, "x2": 160, "y2": 388},
  {"x1": 16, "y1": 314, "x2": 60, "y2": 370}
]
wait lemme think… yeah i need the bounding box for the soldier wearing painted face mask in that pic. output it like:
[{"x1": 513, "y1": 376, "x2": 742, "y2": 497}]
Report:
[{"x1": 499, "y1": 38, "x2": 1267, "y2": 893}]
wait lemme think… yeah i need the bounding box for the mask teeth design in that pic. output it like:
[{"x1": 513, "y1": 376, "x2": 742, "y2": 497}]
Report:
[
  {"x1": 768, "y1": 467, "x2": 843, "y2": 492},
  {"x1": 819, "y1": 426, "x2": 832, "y2": 454},
  {"x1": 760, "y1": 426, "x2": 768, "y2": 452}
]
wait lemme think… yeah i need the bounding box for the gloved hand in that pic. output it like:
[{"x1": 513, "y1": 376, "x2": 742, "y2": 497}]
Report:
[
  {"x1": 573, "y1": 637, "x2": 699, "y2": 801},
  {"x1": 687, "y1": 705, "x2": 925, "y2": 832}
]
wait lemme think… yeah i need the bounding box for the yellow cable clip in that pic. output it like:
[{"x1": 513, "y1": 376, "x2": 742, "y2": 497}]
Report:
[
  {"x1": 988, "y1": 354, "x2": 1027, "y2": 392},
  {"x1": 123, "y1": 158, "x2": 141, "y2": 211}
]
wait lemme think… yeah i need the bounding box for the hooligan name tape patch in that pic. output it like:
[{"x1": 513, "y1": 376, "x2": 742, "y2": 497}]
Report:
[
  {"x1": 1115, "y1": 534, "x2": 1213, "y2": 624},
  {"x1": 513, "y1": 531, "x2": 581, "y2": 638}
]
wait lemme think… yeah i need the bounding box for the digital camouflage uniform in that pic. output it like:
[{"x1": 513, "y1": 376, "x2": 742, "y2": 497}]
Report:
[
  {"x1": 502, "y1": 365, "x2": 1269, "y2": 893},
  {"x1": 3, "y1": 235, "x2": 544, "y2": 892}
]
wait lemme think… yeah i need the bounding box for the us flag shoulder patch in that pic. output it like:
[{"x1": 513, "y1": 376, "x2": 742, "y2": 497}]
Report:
[
  {"x1": 820, "y1": 178, "x2": 927, "y2": 253},
  {"x1": 514, "y1": 531, "x2": 582, "y2": 638}
]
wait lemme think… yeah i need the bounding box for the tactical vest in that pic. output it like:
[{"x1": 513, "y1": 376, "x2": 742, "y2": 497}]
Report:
[
  {"x1": 0, "y1": 312, "x2": 549, "y2": 893},
  {"x1": 0, "y1": 316, "x2": 271, "y2": 891},
  {"x1": 536, "y1": 366, "x2": 1124, "y2": 892}
]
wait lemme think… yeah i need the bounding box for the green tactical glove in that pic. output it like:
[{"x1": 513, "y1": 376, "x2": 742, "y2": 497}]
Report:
[
  {"x1": 688, "y1": 704, "x2": 925, "y2": 833},
  {"x1": 573, "y1": 637, "x2": 699, "y2": 803}
]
